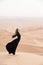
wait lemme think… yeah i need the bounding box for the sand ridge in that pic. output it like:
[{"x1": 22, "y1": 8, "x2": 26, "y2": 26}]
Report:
[{"x1": 0, "y1": 28, "x2": 43, "y2": 65}]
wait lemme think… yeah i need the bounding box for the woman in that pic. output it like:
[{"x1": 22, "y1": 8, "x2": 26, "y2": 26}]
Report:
[{"x1": 6, "y1": 28, "x2": 21, "y2": 55}]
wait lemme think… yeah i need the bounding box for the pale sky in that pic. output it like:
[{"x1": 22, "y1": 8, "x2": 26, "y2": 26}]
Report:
[
  {"x1": 0, "y1": 0, "x2": 43, "y2": 18},
  {"x1": 0, "y1": 0, "x2": 43, "y2": 29}
]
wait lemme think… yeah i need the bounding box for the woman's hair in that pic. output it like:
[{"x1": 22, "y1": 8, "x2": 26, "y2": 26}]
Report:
[{"x1": 16, "y1": 28, "x2": 19, "y2": 33}]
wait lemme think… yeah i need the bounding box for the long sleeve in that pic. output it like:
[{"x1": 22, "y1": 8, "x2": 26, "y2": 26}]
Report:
[{"x1": 12, "y1": 34, "x2": 16, "y2": 38}]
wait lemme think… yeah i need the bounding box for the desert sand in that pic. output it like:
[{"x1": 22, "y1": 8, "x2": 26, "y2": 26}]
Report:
[{"x1": 0, "y1": 27, "x2": 43, "y2": 65}]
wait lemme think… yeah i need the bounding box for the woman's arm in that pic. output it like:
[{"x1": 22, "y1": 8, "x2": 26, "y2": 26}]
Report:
[{"x1": 12, "y1": 34, "x2": 16, "y2": 38}]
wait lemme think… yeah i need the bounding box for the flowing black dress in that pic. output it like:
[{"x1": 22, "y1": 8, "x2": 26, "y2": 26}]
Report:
[{"x1": 6, "y1": 31, "x2": 21, "y2": 55}]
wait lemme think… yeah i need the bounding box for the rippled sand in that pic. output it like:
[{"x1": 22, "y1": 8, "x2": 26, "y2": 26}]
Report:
[{"x1": 0, "y1": 27, "x2": 43, "y2": 65}]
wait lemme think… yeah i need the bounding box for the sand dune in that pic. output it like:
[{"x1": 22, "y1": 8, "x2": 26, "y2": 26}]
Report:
[
  {"x1": 17, "y1": 44, "x2": 43, "y2": 56},
  {"x1": 0, "y1": 52, "x2": 43, "y2": 65},
  {"x1": 0, "y1": 27, "x2": 43, "y2": 65}
]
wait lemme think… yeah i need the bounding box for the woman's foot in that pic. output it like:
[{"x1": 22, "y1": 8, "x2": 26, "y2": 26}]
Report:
[{"x1": 12, "y1": 52, "x2": 15, "y2": 55}]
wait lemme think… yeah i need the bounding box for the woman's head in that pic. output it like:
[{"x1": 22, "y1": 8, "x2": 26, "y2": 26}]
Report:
[{"x1": 16, "y1": 28, "x2": 19, "y2": 33}]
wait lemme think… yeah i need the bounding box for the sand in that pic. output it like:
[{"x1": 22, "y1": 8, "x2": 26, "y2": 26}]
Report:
[
  {"x1": 0, "y1": 27, "x2": 43, "y2": 65},
  {"x1": 0, "y1": 52, "x2": 43, "y2": 65}
]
